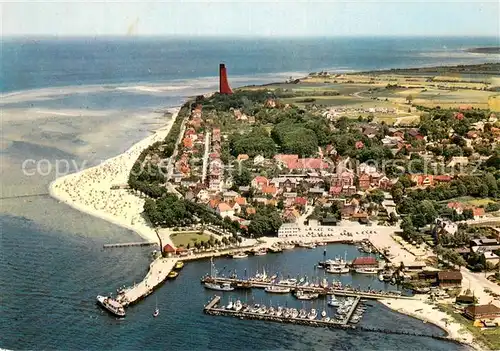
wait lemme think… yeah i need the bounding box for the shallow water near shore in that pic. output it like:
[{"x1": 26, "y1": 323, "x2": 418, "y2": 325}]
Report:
[{"x1": 1, "y1": 37, "x2": 494, "y2": 350}]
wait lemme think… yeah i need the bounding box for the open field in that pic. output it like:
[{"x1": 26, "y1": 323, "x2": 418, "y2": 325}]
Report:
[
  {"x1": 170, "y1": 231, "x2": 211, "y2": 247},
  {"x1": 439, "y1": 196, "x2": 497, "y2": 207}
]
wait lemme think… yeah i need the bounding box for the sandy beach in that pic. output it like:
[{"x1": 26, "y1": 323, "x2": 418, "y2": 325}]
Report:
[
  {"x1": 49, "y1": 109, "x2": 179, "y2": 245},
  {"x1": 379, "y1": 297, "x2": 484, "y2": 350}
]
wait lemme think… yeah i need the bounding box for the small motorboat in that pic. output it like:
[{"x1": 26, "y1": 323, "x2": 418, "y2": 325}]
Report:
[{"x1": 153, "y1": 308, "x2": 159, "y2": 317}]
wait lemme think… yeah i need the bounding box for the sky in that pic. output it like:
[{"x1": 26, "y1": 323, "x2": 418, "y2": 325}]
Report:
[{"x1": 2, "y1": 0, "x2": 499, "y2": 37}]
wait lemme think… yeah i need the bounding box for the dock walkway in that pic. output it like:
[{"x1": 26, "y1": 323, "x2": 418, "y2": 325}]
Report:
[
  {"x1": 103, "y1": 241, "x2": 158, "y2": 249},
  {"x1": 202, "y1": 276, "x2": 413, "y2": 300},
  {"x1": 117, "y1": 257, "x2": 177, "y2": 306}
]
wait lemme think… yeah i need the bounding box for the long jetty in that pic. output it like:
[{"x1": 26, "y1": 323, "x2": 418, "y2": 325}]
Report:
[
  {"x1": 201, "y1": 276, "x2": 412, "y2": 300},
  {"x1": 103, "y1": 241, "x2": 158, "y2": 249},
  {"x1": 203, "y1": 296, "x2": 359, "y2": 328},
  {"x1": 117, "y1": 257, "x2": 177, "y2": 307}
]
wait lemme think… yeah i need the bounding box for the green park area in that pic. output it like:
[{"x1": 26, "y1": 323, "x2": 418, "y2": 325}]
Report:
[{"x1": 170, "y1": 231, "x2": 211, "y2": 248}]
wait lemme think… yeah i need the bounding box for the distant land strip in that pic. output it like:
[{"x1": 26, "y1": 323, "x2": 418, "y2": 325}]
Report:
[{"x1": 465, "y1": 47, "x2": 500, "y2": 54}]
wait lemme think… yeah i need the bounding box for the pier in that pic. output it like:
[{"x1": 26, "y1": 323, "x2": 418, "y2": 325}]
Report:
[
  {"x1": 103, "y1": 241, "x2": 158, "y2": 249},
  {"x1": 203, "y1": 295, "x2": 358, "y2": 328},
  {"x1": 201, "y1": 276, "x2": 412, "y2": 300},
  {"x1": 203, "y1": 296, "x2": 453, "y2": 342},
  {"x1": 117, "y1": 257, "x2": 177, "y2": 306}
]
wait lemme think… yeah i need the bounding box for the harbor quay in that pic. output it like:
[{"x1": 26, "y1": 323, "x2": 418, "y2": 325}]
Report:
[{"x1": 116, "y1": 257, "x2": 178, "y2": 307}]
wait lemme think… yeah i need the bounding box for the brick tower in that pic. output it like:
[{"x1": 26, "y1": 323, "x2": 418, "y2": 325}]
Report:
[{"x1": 219, "y1": 63, "x2": 233, "y2": 95}]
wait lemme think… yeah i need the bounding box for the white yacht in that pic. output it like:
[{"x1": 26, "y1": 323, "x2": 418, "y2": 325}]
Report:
[
  {"x1": 265, "y1": 285, "x2": 291, "y2": 294},
  {"x1": 204, "y1": 282, "x2": 234, "y2": 291},
  {"x1": 307, "y1": 309, "x2": 318, "y2": 320},
  {"x1": 355, "y1": 267, "x2": 379, "y2": 274},
  {"x1": 327, "y1": 295, "x2": 341, "y2": 307},
  {"x1": 232, "y1": 252, "x2": 248, "y2": 259},
  {"x1": 326, "y1": 266, "x2": 350, "y2": 274}
]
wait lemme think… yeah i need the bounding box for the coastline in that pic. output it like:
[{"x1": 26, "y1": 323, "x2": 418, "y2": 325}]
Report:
[
  {"x1": 46, "y1": 87, "x2": 488, "y2": 349},
  {"x1": 379, "y1": 297, "x2": 484, "y2": 351},
  {"x1": 48, "y1": 108, "x2": 179, "y2": 246}
]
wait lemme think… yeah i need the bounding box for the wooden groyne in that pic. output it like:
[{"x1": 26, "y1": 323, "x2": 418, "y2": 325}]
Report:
[
  {"x1": 103, "y1": 241, "x2": 158, "y2": 249},
  {"x1": 201, "y1": 276, "x2": 412, "y2": 300}
]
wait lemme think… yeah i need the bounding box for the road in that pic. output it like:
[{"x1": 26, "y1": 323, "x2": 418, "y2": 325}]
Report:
[
  {"x1": 166, "y1": 115, "x2": 188, "y2": 181},
  {"x1": 201, "y1": 131, "x2": 211, "y2": 183}
]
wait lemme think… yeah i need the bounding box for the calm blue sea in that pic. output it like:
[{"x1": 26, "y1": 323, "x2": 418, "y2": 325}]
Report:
[{"x1": 1, "y1": 36, "x2": 496, "y2": 350}]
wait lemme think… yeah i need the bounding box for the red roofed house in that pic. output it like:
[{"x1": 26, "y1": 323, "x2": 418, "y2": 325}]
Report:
[
  {"x1": 410, "y1": 174, "x2": 434, "y2": 187},
  {"x1": 454, "y1": 112, "x2": 465, "y2": 120},
  {"x1": 262, "y1": 185, "x2": 277, "y2": 196},
  {"x1": 447, "y1": 202, "x2": 465, "y2": 214},
  {"x1": 294, "y1": 197, "x2": 308, "y2": 206},
  {"x1": 352, "y1": 257, "x2": 378, "y2": 268},
  {"x1": 163, "y1": 244, "x2": 176, "y2": 256},
  {"x1": 465, "y1": 304, "x2": 500, "y2": 326},
  {"x1": 355, "y1": 141, "x2": 364, "y2": 149},
  {"x1": 183, "y1": 137, "x2": 194, "y2": 149},
  {"x1": 358, "y1": 173, "x2": 371, "y2": 191},
  {"x1": 235, "y1": 196, "x2": 247, "y2": 206},
  {"x1": 434, "y1": 175, "x2": 452, "y2": 183},
  {"x1": 217, "y1": 202, "x2": 234, "y2": 218},
  {"x1": 329, "y1": 186, "x2": 342, "y2": 196},
  {"x1": 251, "y1": 176, "x2": 269, "y2": 190},
  {"x1": 473, "y1": 208, "x2": 485, "y2": 220},
  {"x1": 287, "y1": 158, "x2": 330, "y2": 171},
  {"x1": 237, "y1": 154, "x2": 249, "y2": 161}
]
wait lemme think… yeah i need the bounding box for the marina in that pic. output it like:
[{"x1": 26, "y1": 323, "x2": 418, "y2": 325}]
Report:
[{"x1": 203, "y1": 295, "x2": 363, "y2": 327}]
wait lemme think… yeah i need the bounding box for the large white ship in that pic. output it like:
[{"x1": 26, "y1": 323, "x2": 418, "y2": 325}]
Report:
[{"x1": 96, "y1": 295, "x2": 126, "y2": 317}]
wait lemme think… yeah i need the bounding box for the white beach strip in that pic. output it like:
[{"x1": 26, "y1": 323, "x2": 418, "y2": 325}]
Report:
[
  {"x1": 379, "y1": 297, "x2": 484, "y2": 351},
  {"x1": 49, "y1": 109, "x2": 179, "y2": 245}
]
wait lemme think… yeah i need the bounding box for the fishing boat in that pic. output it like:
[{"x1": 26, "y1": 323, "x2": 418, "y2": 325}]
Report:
[
  {"x1": 327, "y1": 295, "x2": 341, "y2": 307},
  {"x1": 204, "y1": 282, "x2": 234, "y2": 291},
  {"x1": 96, "y1": 295, "x2": 126, "y2": 317},
  {"x1": 324, "y1": 316, "x2": 331, "y2": 322},
  {"x1": 174, "y1": 261, "x2": 184, "y2": 270},
  {"x1": 226, "y1": 299, "x2": 234, "y2": 310},
  {"x1": 265, "y1": 285, "x2": 291, "y2": 294},
  {"x1": 254, "y1": 249, "x2": 267, "y2": 256},
  {"x1": 234, "y1": 299, "x2": 243, "y2": 311},
  {"x1": 321, "y1": 310, "x2": 327, "y2": 318},
  {"x1": 308, "y1": 308, "x2": 318, "y2": 320},
  {"x1": 295, "y1": 290, "x2": 319, "y2": 300},
  {"x1": 326, "y1": 266, "x2": 350, "y2": 274},
  {"x1": 153, "y1": 296, "x2": 159, "y2": 317},
  {"x1": 281, "y1": 243, "x2": 295, "y2": 250},
  {"x1": 167, "y1": 271, "x2": 179, "y2": 279},
  {"x1": 259, "y1": 305, "x2": 267, "y2": 314},
  {"x1": 251, "y1": 304, "x2": 260, "y2": 313},
  {"x1": 232, "y1": 252, "x2": 248, "y2": 259},
  {"x1": 355, "y1": 267, "x2": 379, "y2": 274},
  {"x1": 298, "y1": 309, "x2": 307, "y2": 319},
  {"x1": 317, "y1": 242, "x2": 326, "y2": 246},
  {"x1": 378, "y1": 274, "x2": 384, "y2": 281},
  {"x1": 298, "y1": 242, "x2": 316, "y2": 249},
  {"x1": 320, "y1": 278, "x2": 329, "y2": 288}
]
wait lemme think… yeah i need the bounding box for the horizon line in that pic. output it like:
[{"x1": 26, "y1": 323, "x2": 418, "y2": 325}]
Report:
[{"x1": 2, "y1": 34, "x2": 499, "y2": 40}]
